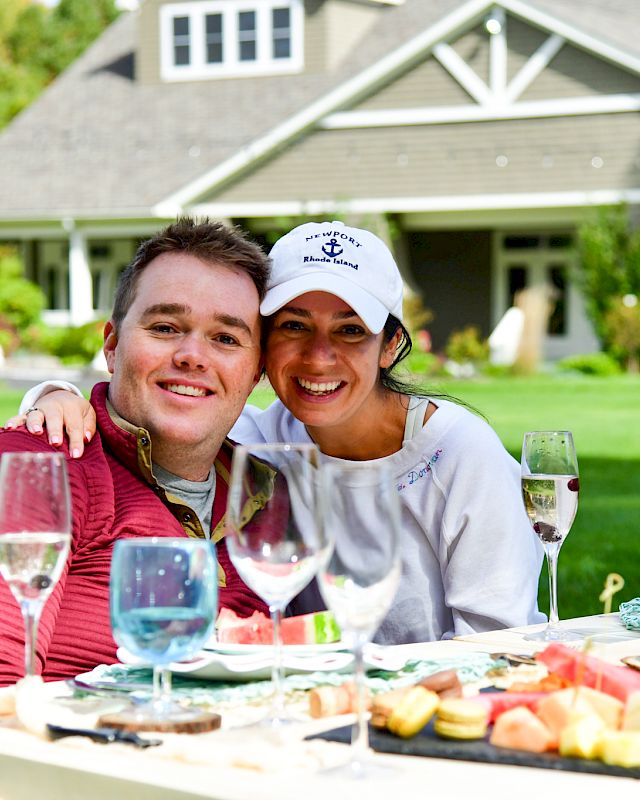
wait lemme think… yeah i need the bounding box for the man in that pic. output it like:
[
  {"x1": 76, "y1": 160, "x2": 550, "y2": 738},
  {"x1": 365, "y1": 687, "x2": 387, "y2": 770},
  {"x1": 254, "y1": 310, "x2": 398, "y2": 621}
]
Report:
[{"x1": 0, "y1": 218, "x2": 271, "y2": 685}]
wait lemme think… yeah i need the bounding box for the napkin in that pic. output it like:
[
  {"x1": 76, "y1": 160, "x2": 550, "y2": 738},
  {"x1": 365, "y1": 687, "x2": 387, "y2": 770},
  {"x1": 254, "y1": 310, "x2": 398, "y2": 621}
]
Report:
[
  {"x1": 619, "y1": 598, "x2": 640, "y2": 631},
  {"x1": 76, "y1": 652, "x2": 497, "y2": 711}
]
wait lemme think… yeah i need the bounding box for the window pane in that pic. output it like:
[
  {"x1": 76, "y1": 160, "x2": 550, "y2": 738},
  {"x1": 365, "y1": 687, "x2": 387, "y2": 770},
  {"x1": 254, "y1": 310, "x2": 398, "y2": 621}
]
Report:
[
  {"x1": 205, "y1": 13, "x2": 223, "y2": 63},
  {"x1": 172, "y1": 16, "x2": 190, "y2": 66},
  {"x1": 507, "y1": 265, "x2": 527, "y2": 308},
  {"x1": 273, "y1": 8, "x2": 290, "y2": 28},
  {"x1": 272, "y1": 7, "x2": 291, "y2": 59},
  {"x1": 238, "y1": 11, "x2": 257, "y2": 61},
  {"x1": 274, "y1": 38, "x2": 290, "y2": 58},
  {"x1": 240, "y1": 41, "x2": 256, "y2": 60},
  {"x1": 239, "y1": 11, "x2": 256, "y2": 31},
  {"x1": 547, "y1": 265, "x2": 567, "y2": 335},
  {"x1": 173, "y1": 16, "x2": 189, "y2": 36},
  {"x1": 503, "y1": 235, "x2": 540, "y2": 250},
  {"x1": 174, "y1": 44, "x2": 190, "y2": 65},
  {"x1": 206, "y1": 14, "x2": 222, "y2": 34}
]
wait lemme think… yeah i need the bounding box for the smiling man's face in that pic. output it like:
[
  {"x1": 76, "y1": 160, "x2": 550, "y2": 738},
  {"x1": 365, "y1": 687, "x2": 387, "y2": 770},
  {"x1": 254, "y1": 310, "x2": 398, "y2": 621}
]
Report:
[{"x1": 103, "y1": 252, "x2": 262, "y2": 480}]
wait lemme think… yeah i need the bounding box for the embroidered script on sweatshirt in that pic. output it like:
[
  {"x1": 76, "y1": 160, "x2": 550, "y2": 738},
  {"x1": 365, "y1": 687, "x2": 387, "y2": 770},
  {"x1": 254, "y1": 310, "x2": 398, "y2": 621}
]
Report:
[{"x1": 396, "y1": 449, "x2": 443, "y2": 492}]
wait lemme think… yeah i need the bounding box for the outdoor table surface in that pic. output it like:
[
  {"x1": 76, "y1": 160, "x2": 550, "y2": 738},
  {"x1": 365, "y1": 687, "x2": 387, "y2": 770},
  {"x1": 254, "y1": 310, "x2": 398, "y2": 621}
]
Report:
[{"x1": 1, "y1": 614, "x2": 639, "y2": 800}]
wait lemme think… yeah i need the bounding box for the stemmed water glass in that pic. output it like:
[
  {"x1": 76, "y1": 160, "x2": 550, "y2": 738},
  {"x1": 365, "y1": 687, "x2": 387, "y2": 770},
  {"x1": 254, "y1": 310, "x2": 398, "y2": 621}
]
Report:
[
  {"x1": 317, "y1": 461, "x2": 402, "y2": 778},
  {"x1": 225, "y1": 443, "x2": 326, "y2": 727},
  {"x1": 0, "y1": 452, "x2": 72, "y2": 679},
  {"x1": 108, "y1": 537, "x2": 218, "y2": 729},
  {"x1": 521, "y1": 431, "x2": 580, "y2": 642}
]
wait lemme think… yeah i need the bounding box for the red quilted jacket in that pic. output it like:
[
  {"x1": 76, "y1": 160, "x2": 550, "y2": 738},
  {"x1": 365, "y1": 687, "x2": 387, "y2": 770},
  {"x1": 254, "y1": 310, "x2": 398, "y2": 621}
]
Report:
[{"x1": 0, "y1": 382, "x2": 268, "y2": 685}]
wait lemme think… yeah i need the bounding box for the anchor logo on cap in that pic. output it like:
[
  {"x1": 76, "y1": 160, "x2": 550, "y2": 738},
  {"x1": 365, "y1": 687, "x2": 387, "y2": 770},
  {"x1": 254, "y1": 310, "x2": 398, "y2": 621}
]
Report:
[{"x1": 321, "y1": 238, "x2": 343, "y2": 258}]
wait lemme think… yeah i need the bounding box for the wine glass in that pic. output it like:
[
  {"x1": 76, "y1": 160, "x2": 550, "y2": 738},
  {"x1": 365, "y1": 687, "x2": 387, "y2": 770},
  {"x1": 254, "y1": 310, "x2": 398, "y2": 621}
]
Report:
[
  {"x1": 225, "y1": 443, "x2": 325, "y2": 727},
  {"x1": 0, "y1": 452, "x2": 72, "y2": 679},
  {"x1": 521, "y1": 431, "x2": 580, "y2": 642},
  {"x1": 108, "y1": 537, "x2": 218, "y2": 729},
  {"x1": 317, "y1": 461, "x2": 402, "y2": 778}
]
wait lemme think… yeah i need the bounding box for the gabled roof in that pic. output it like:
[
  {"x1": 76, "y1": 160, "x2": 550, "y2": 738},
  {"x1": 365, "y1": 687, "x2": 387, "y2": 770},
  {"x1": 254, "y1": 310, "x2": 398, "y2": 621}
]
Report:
[{"x1": 0, "y1": 0, "x2": 638, "y2": 221}]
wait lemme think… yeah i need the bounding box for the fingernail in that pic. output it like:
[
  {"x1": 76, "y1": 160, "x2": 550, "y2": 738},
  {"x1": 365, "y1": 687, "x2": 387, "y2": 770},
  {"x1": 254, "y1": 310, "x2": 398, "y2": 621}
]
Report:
[
  {"x1": 72, "y1": 448, "x2": 81, "y2": 459},
  {"x1": 32, "y1": 425, "x2": 43, "y2": 433},
  {"x1": 50, "y1": 435, "x2": 61, "y2": 446},
  {"x1": 85, "y1": 432, "x2": 92, "y2": 443},
  {"x1": 4, "y1": 423, "x2": 14, "y2": 430}
]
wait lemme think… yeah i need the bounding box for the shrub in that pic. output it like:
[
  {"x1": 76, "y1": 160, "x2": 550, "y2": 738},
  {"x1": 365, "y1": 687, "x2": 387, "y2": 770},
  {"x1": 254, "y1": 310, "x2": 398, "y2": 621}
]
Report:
[
  {"x1": 445, "y1": 325, "x2": 489, "y2": 364},
  {"x1": 576, "y1": 206, "x2": 640, "y2": 358},
  {"x1": 43, "y1": 320, "x2": 106, "y2": 365},
  {"x1": 603, "y1": 296, "x2": 640, "y2": 373},
  {"x1": 557, "y1": 352, "x2": 622, "y2": 376},
  {"x1": 404, "y1": 349, "x2": 444, "y2": 376},
  {"x1": 0, "y1": 246, "x2": 46, "y2": 342}
]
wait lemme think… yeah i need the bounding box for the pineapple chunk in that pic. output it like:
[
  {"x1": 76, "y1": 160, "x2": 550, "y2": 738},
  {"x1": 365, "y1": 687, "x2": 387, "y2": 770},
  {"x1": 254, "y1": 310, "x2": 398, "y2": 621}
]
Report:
[
  {"x1": 599, "y1": 730, "x2": 640, "y2": 768},
  {"x1": 623, "y1": 691, "x2": 640, "y2": 731},
  {"x1": 559, "y1": 713, "x2": 605, "y2": 760}
]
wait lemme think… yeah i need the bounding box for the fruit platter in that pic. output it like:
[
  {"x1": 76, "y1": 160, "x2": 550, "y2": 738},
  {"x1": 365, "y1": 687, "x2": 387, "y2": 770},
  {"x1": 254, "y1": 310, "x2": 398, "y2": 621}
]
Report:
[{"x1": 312, "y1": 642, "x2": 640, "y2": 777}]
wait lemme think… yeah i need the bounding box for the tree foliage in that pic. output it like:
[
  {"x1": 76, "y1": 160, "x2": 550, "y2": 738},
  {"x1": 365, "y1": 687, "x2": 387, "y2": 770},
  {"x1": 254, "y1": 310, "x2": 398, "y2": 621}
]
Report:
[
  {"x1": 576, "y1": 205, "x2": 640, "y2": 367},
  {"x1": 0, "y1": 246, "x2": 46, "y2": 354},
  {"x1": 0, "y1": 0, "x2": 119, "y2": 129}
]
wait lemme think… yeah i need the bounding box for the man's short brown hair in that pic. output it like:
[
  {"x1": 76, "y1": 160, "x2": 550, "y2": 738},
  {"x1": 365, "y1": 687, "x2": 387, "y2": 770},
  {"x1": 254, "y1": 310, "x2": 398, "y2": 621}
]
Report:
[{"x1": 112, "y1": 217, "x2": 270, "y2": 329}]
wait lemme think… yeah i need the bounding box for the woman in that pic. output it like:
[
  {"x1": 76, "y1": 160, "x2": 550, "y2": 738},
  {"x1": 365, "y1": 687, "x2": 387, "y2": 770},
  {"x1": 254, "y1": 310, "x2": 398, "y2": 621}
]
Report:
[{"x1": 10, "y1": 221, "x2": 544, "y2": 644}]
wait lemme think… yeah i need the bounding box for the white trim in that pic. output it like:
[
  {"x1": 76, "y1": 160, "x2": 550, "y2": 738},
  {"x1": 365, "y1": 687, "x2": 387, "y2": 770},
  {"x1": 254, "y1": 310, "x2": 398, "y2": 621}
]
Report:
[
  {"x1": 489, "y1": 7, "x2": 507, "y2": 99},
  {"x1": 155, "y1": 0, "x2": 640, "y2": 210},
  {"x1": 320, "y1": 93, "x2": 640, "y2": 128},
  {"x1": 433, "y1": 42, "x2": 493, "y2": 105},
  {"x1": 159, "y1": 0, "x2": 303, "y2": 82},
  {"x1": 68, "y1": 228, "x2": 94, "y2": 326},
  {"x1": 505, "y1": 33, "x2": 565, "y2": 103},
  {"x1": 0, "y1": 222, "x2": 164, "y2": 240},
  {"x1": 189, "y1": 188, "x2": 640, "y2": 218}
]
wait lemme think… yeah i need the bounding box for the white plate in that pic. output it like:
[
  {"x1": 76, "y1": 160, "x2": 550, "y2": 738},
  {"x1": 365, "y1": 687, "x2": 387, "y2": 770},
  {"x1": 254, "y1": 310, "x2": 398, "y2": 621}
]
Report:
[
  {"x1": 115, "y1": 646, "x2": 354, "y2": 682},
  {"x1": 113, "y1": 643, "x2": 408, "y2": 682},
  {"x1": 204, "y1": 641, "x2": 348, "y2": 656}
]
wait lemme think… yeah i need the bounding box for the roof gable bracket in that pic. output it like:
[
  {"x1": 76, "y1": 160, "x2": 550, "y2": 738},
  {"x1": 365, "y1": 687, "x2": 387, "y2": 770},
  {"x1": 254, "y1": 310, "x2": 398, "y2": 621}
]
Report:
[
  {"x1": 505, "y1": 32, "x2": 565, "y2": 102},
  {"x1": 433, "y1": 42, "x2": 493, "y2": 105}
]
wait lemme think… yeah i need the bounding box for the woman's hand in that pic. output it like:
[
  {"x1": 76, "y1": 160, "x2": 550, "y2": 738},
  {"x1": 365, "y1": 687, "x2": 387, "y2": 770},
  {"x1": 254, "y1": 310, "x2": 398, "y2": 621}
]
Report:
[{"x1": 3, "y1": 390, "x2": 96, "y2": 458}]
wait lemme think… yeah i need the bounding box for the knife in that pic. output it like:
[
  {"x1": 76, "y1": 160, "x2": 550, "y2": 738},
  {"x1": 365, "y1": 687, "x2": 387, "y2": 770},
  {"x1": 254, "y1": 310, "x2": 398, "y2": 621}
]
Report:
[{"x1": 47, "y1": 723, "x2": 162, "y2": 748}]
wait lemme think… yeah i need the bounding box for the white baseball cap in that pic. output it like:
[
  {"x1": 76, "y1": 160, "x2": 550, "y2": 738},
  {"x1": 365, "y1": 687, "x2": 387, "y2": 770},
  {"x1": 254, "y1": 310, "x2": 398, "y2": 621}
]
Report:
[{"x1": 260, "y1": 221, "x2": 404, "y2": 334}]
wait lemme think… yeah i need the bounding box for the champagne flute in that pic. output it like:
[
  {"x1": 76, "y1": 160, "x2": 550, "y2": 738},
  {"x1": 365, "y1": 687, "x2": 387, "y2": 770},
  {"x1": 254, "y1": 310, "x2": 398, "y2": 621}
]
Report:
[
  {"x1": 225, "y1": 443, "x2": 325, "y2": 727},
  {"x1": 0, "y1": 452, "x2": 72, "y2": 679},
  {"x1": 521, "y1": 431, "x2": 580, "y2": 642},
  {"x1": 109, "y1": 537, "x2": 218, "y2": 729},
  {"x1": 317, "y1": 461, "x2": 401, "y2": 778}
]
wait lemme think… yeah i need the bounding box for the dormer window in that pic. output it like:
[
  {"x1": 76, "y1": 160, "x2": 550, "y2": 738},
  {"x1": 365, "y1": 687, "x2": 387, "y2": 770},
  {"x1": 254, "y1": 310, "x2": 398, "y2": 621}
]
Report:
[{"x1": 160, "y1": 1, "x2": 303, "y2": 81}]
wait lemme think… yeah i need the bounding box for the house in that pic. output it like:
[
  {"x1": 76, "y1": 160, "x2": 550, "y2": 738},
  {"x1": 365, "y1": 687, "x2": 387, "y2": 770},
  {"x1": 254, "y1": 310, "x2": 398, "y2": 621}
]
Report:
[{"x1": 1, "y1": 0, "x2": 639, "y2": 358}]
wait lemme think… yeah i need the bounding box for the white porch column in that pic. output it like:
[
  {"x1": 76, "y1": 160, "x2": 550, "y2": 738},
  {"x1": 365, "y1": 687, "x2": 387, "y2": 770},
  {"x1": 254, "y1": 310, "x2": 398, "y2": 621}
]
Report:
[{"x1": 66, "y1": 221, "x2": 93, "y2": 326}]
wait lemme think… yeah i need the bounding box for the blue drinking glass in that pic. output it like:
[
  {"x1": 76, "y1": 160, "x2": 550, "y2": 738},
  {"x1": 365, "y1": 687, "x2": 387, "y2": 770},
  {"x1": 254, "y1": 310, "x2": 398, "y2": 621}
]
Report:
[{"x1": 110, "y1": 537, "x2": 217, "y2": 726}]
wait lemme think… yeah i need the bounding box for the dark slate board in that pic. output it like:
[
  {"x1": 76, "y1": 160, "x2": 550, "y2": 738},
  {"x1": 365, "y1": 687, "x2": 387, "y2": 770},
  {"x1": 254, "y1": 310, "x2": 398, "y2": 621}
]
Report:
[{"x1": 309, "y1": 718, "x2": 640, "y2": 780}]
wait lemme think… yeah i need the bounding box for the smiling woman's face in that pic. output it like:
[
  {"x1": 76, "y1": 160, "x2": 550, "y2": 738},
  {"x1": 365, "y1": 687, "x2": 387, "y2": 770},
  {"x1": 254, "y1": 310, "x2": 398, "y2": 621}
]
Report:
[{"x1": 264, "y1": 291, "x2": 397, "y2": 431}]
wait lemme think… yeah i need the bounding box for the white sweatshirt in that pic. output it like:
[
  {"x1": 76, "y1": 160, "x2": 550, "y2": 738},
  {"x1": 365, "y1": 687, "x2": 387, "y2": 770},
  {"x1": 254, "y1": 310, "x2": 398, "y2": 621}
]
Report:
[
  {"x1": 233, "y1": 397, "x2": 545, "y2": 643},
  {"x1": 21, "y1": 384, "x2": 545, "y2": 644}
]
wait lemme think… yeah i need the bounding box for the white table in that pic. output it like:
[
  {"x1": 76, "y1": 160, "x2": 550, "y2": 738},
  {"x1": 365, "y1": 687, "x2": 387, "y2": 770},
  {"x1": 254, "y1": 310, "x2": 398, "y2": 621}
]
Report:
[
  {"x1": 454, "y1": 612, "x2": 640, "y2": 664},
  {"x1": 1, "y1": 617, "x2": 639, "y2": 800}
]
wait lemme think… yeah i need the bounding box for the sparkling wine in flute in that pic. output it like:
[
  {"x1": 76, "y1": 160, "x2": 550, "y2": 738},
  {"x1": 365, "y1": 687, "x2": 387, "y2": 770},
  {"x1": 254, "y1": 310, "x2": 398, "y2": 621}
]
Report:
[
  {"x1": 521, "y1": 475, "x2": 579, "y2": 546},
  {"x1": 0, "y1": 451, "x2": 72, "y2": 678},
  {"x1": 521, "y1": 430, "x2": 580, "y2": 642},
  {"x1": 0, "y1": 532, "x2": 70, "y2": 603}
]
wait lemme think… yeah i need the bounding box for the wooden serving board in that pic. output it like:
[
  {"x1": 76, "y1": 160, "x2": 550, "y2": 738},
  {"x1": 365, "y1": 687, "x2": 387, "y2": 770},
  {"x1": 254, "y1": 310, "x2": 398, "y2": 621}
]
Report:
[{"x1": 310, "y1": 719, "x2": 640, "y2": 780}]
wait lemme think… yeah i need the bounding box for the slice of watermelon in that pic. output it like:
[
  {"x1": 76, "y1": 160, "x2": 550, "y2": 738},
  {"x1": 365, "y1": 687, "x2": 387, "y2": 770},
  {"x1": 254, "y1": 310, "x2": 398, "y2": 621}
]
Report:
[
  {"x1": 216, "y1": 609, "x2": 341, "y2": 646},
  {"x1": 537, "y1": 643, "x2": 640, "y2": 703}
]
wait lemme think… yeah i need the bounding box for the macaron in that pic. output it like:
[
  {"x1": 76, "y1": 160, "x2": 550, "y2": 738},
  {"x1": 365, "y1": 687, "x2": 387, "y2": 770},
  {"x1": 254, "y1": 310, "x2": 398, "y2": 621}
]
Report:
[
  {"x1": 387, "y1": 686, "x2": 440, "y2": 739},
  {"x1": 434, "y1": 698, "x2": 488, "y2": 740}
]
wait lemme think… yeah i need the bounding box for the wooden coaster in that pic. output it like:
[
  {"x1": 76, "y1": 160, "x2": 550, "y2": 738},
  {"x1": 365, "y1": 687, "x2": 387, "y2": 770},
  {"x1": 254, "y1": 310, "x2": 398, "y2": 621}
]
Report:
[{"x1": 98, "y1": 709, "x2": 221, "y2": 734}]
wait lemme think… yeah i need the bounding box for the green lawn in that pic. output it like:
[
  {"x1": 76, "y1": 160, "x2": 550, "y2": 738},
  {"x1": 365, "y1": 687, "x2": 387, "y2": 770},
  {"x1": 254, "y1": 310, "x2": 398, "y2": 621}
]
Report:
[{"x1": 2, "y1": 374, "x2": 639, "y2": 620}]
